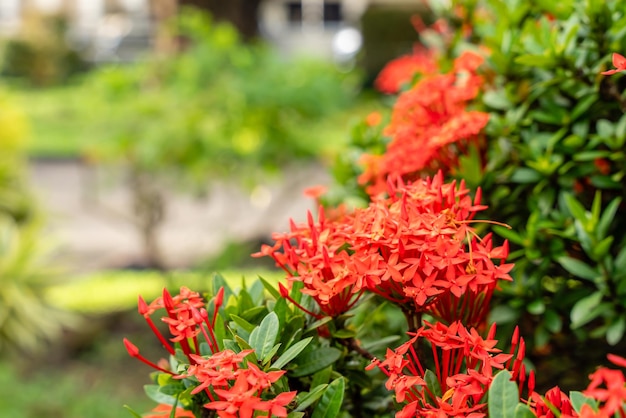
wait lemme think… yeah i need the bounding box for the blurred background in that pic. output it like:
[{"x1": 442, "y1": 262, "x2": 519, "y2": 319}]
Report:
[{"x1": 0, "y1": 0, "x2": 427, "y2": 416}]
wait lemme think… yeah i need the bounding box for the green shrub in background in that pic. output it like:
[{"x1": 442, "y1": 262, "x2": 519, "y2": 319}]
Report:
[
  {"x1": 81, "y1": 9, "x2": 360, "y2": 269},
  {"x1": 0, "y1": 91, "x2": 34, "y2": 224},
  {"x1": 0, "y1": 11, "x2": 86, "y2": 86},
  {"x1": 328, "y1": 0, "x2": 626, "y2": 389},
  {"x1": 0, "y1": 96, "x2": 76, "y2": 355}
]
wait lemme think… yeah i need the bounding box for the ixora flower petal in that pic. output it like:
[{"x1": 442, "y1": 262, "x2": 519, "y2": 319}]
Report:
[{"x1": 601, "y1": 52, "x2": 626, "y2": 75}]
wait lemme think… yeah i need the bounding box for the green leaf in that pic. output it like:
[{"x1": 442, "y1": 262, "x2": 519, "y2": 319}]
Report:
[
  {"x1": 259, "y1": 276, "x2": 282, "y2": 300},
  {"x1": 569, "y1": 391, "x2": 598, "y2": 413},
  {"x1": 597, "y1": 197, "x2": 622, "y2": 239},
  {"x1": 556, "y1": 256, "x2": 598, "y2": 281},
  {"x1": 515, "y1": 54, "x2": 555, "y2": 67},
  {"x1": 305, "y1": 316, "x2": 333, "y2": 333},
  {"x1": 514, "y1": 403, "x2": 536, "y2": 418},
  {"x1": 123, "y1": 405, "x2": 143, "y2": 418},
  {"x1": 311, "y1": 366, "x2": 333, "y2": 389},
  {"x1": 543, "y1": 309, "x2": 562, "y2": 333},
  {"x1": 424, "y1": 369, "x2": 442, "y2": 403},
  {"x1": 295, "y1": 384, "x2": 329, "y2": 412},
  {"x1": 290, "y1": 347, "x2": 342, "y2": 377},
  {"x1": 144, "y1": 385, "x2": 177, "y2": 405},
  {"x1": 249, "y1": 311, "x2": 279, "y2": 360},
  {"x1": 570, "y1": 292, "x2": 603, "y2": 328},
  {"x1": 483, "y1": 90, "x2": 513, "y2": 110},
  {"x1": 493, "y1": 225, "x2": 525, "y2": 246},
  {"x1": 564, "y1": 194, "x2": 589, "y2": 224},
  {"x1": 262, "y1": 343, "x2": 282, "y2": 365},
  {"x1": 230, "y1": 314, "x2": 256, "y2": 333},
  {"x1": 311, "y1": 377, "x2": 345, "y2": 418},
  {"x1": 591, "y1": 236, "x2": 614, "y2": 261},
  {"x1": 607, "y1": 317, "x2": 625, "y2": 346},
  {"x1": 570, "y1": 94, "x2": 597, "y2": 122},
  {"x1": 510, "y1": 168, "x2": 543, "y2": 183},
  {"x1": 332, "y1": 328, "x2": 357, "y2": 339},
  {"x1": 527, "y1": 299, "x2": 545, "y2": 315},
  {"x1": 271, "y1": 337, "x2": 313, "y2": 369},
  {"x1": 488, "y1": 370, "x2": 519, "y2": 418}
]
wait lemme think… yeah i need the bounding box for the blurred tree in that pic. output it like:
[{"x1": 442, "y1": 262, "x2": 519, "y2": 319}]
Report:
[{"x1": 149, "y1": 0, "x2": 178, "y2": 54}]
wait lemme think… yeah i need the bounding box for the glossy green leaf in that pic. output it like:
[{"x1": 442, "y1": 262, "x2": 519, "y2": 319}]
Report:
[
  {"x1": 569, "y1": 391, "x2": 598, "y2": 413},
  {"x1": 424, "y1": 369, "x2": 442, "y2": 403},
  {"x1": 510, "y1": 168, "x2": 543, "y2": 183},
  {"x1": 259, "y1": 276, "x2": 281, "y2": 300},
  {"x1": 570, "y1": 292, "x2": 603, "y2": 328},
  {"x1": 597, "y1": 197, "x2": 622, "y2": 238},
  {"x1": 556, "y1": 256, "x2": 598, "y2": 281},
  {"x1": 249, "y1": 311, "x2": 279, "y2": 360},
  {"x1": 514, "y1": 403, "x2": 536, "y2": 418},
  {"x1": 311, "y1": 377, "x2": 345, "y2": 418},
  {"x1": 290, "y1": 347, "x2": 342, "y2": 377},
  {"x1": 571, "y1": 94, "x2": 597, "y2": 121},
  {"x1": 271, "y1": 337, "x2": 313, "y2": 370},
  {"x1": 144, "y1": 385, "x2": 177, "y2": 405},
  {"x1": 606, "y1": 317, "x2": 625, "y2": 346},
  {"x1": 230, "y1": 314, "x2": 256, "y2": 333},
  {"x1": 488, "y1": 370, "x2": 518, "y2": 418},
  {"x1": 262, "y1": 343, "x2": 282, "y2": 365},
  {"x1": 295, "y1": 384, "x2": 329, "y2": 412}
]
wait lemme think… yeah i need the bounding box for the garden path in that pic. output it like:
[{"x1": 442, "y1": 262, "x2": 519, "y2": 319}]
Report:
[{"x1": 28, "y1": 159, "x2": 329, "y2": 273}]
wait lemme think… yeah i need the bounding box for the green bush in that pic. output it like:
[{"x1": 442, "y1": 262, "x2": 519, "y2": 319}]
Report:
[
  {"x1": 327, "y1": 0, "x2": 626, "y2": 388},
  {"x1": 79, "y1": 9, "x2": 360, "y2": 268},
  {"x1": 1, "y1": 11, "x2": 86, "y2": 86}
]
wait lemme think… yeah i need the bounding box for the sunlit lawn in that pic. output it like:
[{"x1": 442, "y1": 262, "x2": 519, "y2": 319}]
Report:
[{"x1": 10, "y1": 83, "x2": 381, "y2": 159}]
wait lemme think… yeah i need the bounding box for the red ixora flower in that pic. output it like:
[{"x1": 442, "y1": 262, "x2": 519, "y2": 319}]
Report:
[
  {"x1": 367, "y1": 321, "x2": 527, "y2": 417},
  {"x1": 361, "y1": 51, "x2": 489, "y2": 196},
  {"x1": 255, "y1": 172, "x2": 512, "y2": 331},
  {"x1": 601, "y1": 53, "x2": 626, "y2": 75},
  {"x1": 583, "y1": 354, "x2": 626, "y2": 417},
  {"x1": 374, "y1": 48, "x2": 439, "y2": 94}
]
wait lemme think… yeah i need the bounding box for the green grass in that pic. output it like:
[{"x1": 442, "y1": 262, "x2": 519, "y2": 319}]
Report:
[
  {"x1": 46, "y1": 268, "x2": 284, "y2": 313},
  {"x1": 0, "y1": 358, "x2": 154, "y2": 418},
  {"x1": 10, "y1": 85, "x2": 96, "y2": 158}
]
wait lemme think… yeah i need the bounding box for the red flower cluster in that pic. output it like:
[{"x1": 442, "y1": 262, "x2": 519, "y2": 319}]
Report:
[
  {"x1": 256, "y1": 172, "x2": 512, "y2": 329},
  {"x1": 374, "y1": 48, "x2": 439, "y2": 94},
  {"x1": 367, "y1": 321, "x2": 528, "y2": 417},
  {"x1": 528, "y1": 354, "x2": 626, "y2": 417},
  {"x1": 181, "y1": 351, "x2": 296, "y2": 418},
  {"x1": 363, "y1": 51, "x2": 490, "y2": 196},
  {"x1": 124, "y1": 287, "x2": 296, "y2": 418}
]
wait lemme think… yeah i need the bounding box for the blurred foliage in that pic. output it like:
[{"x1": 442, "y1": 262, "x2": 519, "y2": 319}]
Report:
[
  {"x1": 127, "y1": 274, "x2": 405, "y2": 417},
  {"x1": 82, "y1": 9, "x2": 359, "y2": 183},
  {"x1": 0, "y1": 95, "x2": 75, "y2": 355},
  {"x1": 0, "y1": 91, "x2": 34, "y2": 224},
  {"x1": 463, "y1": 0, "x2": 626, "y2": 354},
  {"x1": 0, "y1": 215, "x2": 77, "y2": 354},
  {"x1": 359, "y1": 4, "x2": 432, "y2": 85},
  {"x1": 0, "y1": 10, "x2": 86, "y2": 86},
  {"x1": 76, "y1": 9, "x2": 360, "y2": 268},
  {"x1": 326, "y1": 0, "x2": 626, "y2": 386}
]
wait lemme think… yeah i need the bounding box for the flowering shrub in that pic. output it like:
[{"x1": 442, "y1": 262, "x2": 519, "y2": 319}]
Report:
[{"x1": 124, "y1": 0, "x2": 626, "y2": 416}]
